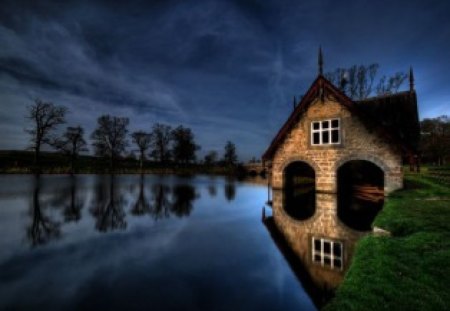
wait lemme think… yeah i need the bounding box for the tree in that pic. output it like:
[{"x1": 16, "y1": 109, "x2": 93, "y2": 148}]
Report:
[
  {"x1": 131, "y1": 130, "x2": 152, "y2": 171},
  {"x1": 171, "y1": 125, "x2": 200, "y2": 164},
  {"x1": 25, "y1": 99, "x2": 66, "y2": 170},
  {"x1": 223, "y1": 141, "x2": 238, "y2": 165},
  {"x1": 375, "y1": 72, "x2": 408, "y2": 96},
  {"x1": 91, "y1": 115, "x2": 129, "y2": 171},
  {"x1": 150, "y1": 123, "x2": 172, "y2": 163},
  {"x1": 52, "y1": 126, "x2": 88, "y2": 174},
  {"x1": 420, "y1": 115, "x2": 450, "y2": 165},
  {"x1": 204, "y1": 150, "x2": 218, "y2": 165},
  {"x1": 325, "y1": 64, "x2": 407, "y2": 99}
]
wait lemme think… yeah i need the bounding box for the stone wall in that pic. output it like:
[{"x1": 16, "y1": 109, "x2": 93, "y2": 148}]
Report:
[{"x1": 270, "y1": 96, "x2": 403, "y2": 194}]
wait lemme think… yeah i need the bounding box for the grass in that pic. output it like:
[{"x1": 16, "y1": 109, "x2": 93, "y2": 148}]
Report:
[{"x1": 324, "y1": 171, "x2": 450, "y2": 311}]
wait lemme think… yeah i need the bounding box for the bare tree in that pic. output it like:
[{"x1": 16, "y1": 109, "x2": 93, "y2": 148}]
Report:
[
  {"x1": 325, "y1": 64, "x2": 407, "y2": 99},
  {"x1": 150, "y1": 123, "x2": 172, "y2": 163},
  {"x1": 91, "y1": 115, "x2": 129, "y2": 171},
  {"x1": 376, "y1": 72, "x2": 408, "y2": 96},
  {"x1": 52, "y1": 126, "x2": 88, "y2": 174},
  {"x1": 25, "y1": 99, "x2": 66, "y2": 171},
  {"x1": 131, "y1": 131, "x2": 152, "y2": 171}
]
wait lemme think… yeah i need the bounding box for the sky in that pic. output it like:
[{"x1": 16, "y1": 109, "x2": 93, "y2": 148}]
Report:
[{"x1": 0, "y1": 0, "x2": 449, "y2": 161}]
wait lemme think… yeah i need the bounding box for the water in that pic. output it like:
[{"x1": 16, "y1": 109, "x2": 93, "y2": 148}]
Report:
[{"x1": 0, "y1": 174, "x2": 317, "y2": 311}]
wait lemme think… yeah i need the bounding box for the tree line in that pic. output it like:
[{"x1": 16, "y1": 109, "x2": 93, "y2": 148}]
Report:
[
  {"x1": 26, "y1": 99, "x2": 238, "y2": 173},
  {"x1": 420, "y1": 115, "x2": 450, "y2": 166}
]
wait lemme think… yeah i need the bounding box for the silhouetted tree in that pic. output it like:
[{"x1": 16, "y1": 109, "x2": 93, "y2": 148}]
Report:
[
  {"x1": 326, "y1": 64, "x2": 379, "y2": 99},
  {"x1": 420, "y1": 115, "x2": 450, "y2": 165},
  {"x1": 223, "y1": 141, "x2": 238, "y2": 165},
  {"x1": 131, "y1": 130, "x2": 152, "y2": 171},
  {"x1": 52, "y1": 126, "x2": 88, "y2": 174},
  {"x1": 204, "y1": 151, "x2": 218, "y2": 165},
  {"x1": 325, "y1": 64, "x2": 407, "y2": 99},
  {"x1": 150, "y1": 123, "x2": 172, "y2": 163},
  {"x1": 25, "y1": 99, "x2": 66, "y2": 171},
  {"x1": 91, "y1": 115, "x2": 129, "y2": 171},
  {"x1": 171, "y1": 125, "x2": 200, "y2": 164},
  {"x1": 375, "y1": 72, "x2": 408, "y2": 96}
]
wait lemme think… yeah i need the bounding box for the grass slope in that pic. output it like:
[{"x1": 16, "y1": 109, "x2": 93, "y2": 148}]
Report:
[{"x1": 324, "y1": 173, "x2": 450, "y2": 311}]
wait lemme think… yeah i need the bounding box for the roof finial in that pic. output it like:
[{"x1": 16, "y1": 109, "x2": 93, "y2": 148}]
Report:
[
  {"x1": 409, "y1": 66, "x2": 414, "y2": 91},
  {"x1": 318, "y1": 46, "x2": 323, "y2": 75}
]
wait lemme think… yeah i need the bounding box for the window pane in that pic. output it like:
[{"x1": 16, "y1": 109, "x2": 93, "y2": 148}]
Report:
[
  {"x1": 324, "y1": 257, "x2": 331, "y2": 266},
  {"x1": 314, "y1": 254, "x2": 321, "y2": 262},
  {"x1": 331, "y1": 130, "x2": 339, "y2": 143},
  {"x1": 322, "y1": 120, "x2": 329, "y2": 129},
  {"x1": 314, "y1": 239, "x2": 321, "y2": 251},
  {"x1": 312, "y1": 122, "x2": 320, "y2": 130},
  {"x1": 313, "y1": 133, "x2": 320, "y2": 144},
  {"x1": 322, "y1": 131, "x2": 329, "y2": 144},
  {"x1": 324, "y1": 241, "x2": 331, "y2": 253},
  {"x1": 333, "y1": 243, "x2": 342, "y2": 256},
  {"x1": 331, "y1": 119, "x2": 339, "y2": 128}
]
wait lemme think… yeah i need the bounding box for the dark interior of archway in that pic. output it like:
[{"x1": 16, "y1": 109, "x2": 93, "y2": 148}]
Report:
[
  {"x1": 283, "y1": 162, "x2": 316, "y2": 220},
  {"x1": 337, "y1": 160, "x2": 384, "y2": 231}
]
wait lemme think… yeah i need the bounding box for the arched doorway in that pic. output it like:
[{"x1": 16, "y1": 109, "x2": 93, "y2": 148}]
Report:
[
  {"x1": 337, "y1": 160, "x2": 384, "y2": 230},
  {"x1": 283, "y1": 161, "x2": 316, "y2": 220}
]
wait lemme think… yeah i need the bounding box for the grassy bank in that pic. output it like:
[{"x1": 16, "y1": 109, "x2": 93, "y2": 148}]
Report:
[{"x1": 324, "y1": 172, "x2": 450, "y2": 311}]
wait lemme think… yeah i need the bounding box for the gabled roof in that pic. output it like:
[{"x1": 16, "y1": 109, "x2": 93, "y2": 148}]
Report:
[
  {"x1": 354, "y1": 91, "x2": 420, "y2": 152},
  {"x1": 262, "y1": 75, "x2": 419, "y2": 161}
]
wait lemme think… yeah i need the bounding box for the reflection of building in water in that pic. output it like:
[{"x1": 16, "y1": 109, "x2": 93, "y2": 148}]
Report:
[{"x1": 269, "y1": 190, "x2": 365, "y2": 290}]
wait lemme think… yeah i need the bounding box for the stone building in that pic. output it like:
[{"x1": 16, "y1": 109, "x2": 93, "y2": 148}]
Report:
[{"x1": 262, "y1": 51, "x2": 420, "y2": 195}]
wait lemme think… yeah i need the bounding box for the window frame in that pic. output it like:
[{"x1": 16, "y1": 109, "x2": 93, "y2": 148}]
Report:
[
  {"x1": 311, "y1": 237, "x2": 344, "y2": 270},
  {"x1": 310, "y1": 118, "x2": 341, "y2": 146}
]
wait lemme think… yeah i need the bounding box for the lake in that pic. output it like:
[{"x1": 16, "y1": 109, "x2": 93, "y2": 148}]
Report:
[{"x1": 0, "y1": 174, "x2": 318, "y2": 311}]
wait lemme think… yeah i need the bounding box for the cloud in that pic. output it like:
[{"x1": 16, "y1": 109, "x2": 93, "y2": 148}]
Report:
[{"x1": 0, "y1": 0, "x2": 449, "y2": 160}]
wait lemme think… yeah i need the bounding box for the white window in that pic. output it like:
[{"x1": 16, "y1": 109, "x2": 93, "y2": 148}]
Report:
[
  {"x1": 311, "y1": 119, "x2": 340, "y2": 145},
  {"x1": 312, "y1": 237, "x2": 343, "y2": 270}
]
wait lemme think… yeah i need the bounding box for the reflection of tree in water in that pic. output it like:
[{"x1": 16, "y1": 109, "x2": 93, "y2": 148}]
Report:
[
  {"x1": 131, "y1": 175, "x2": 151, "y2": 216},
  {"x1": 90, "y1": 175, "x2": 127, "y2": 232},
  {"x1": 63, "y1": 177, "x2": 83, "y2": 222},
  {"x1": 46, "y1": 176, "x2": 84, "y2": 222},
  {"x1": 150, "y1": 184, "x2": 171, "y2": 220},
  {"x1": 27, "y1": 176, "x2": 60, "y2": 246},
  {"x1": 224, "y1": 181, "x2": 236, "y2": 201},
  {"x1": 171, "y1": 184, "x2": 197, "y2": 217},
  {"x1": 208, "y1": 185, "x2": 217, "y2": 197}
]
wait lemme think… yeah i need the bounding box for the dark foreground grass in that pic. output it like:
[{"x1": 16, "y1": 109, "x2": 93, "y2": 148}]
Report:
[{"x1": 324, "y1": 174, "x2": 450, "y2": 311}]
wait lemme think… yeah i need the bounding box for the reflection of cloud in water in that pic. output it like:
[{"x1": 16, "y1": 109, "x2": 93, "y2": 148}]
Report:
[{"x1": 0, "y1": 220, "x2": 188, "y2": 309}]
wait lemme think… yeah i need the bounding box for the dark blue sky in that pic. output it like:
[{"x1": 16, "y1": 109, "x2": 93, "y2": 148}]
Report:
[{"x1": 0, "y1": 0, "x2": 449, "y2": 160}]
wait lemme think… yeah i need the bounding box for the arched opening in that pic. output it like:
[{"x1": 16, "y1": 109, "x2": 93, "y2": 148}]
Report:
[
  {"x1": 283, "y1": 161, "x2": 316, "y2": 220},
  {"x1": 337, "y1": 160, "x2": 384, "y2": 230}
]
